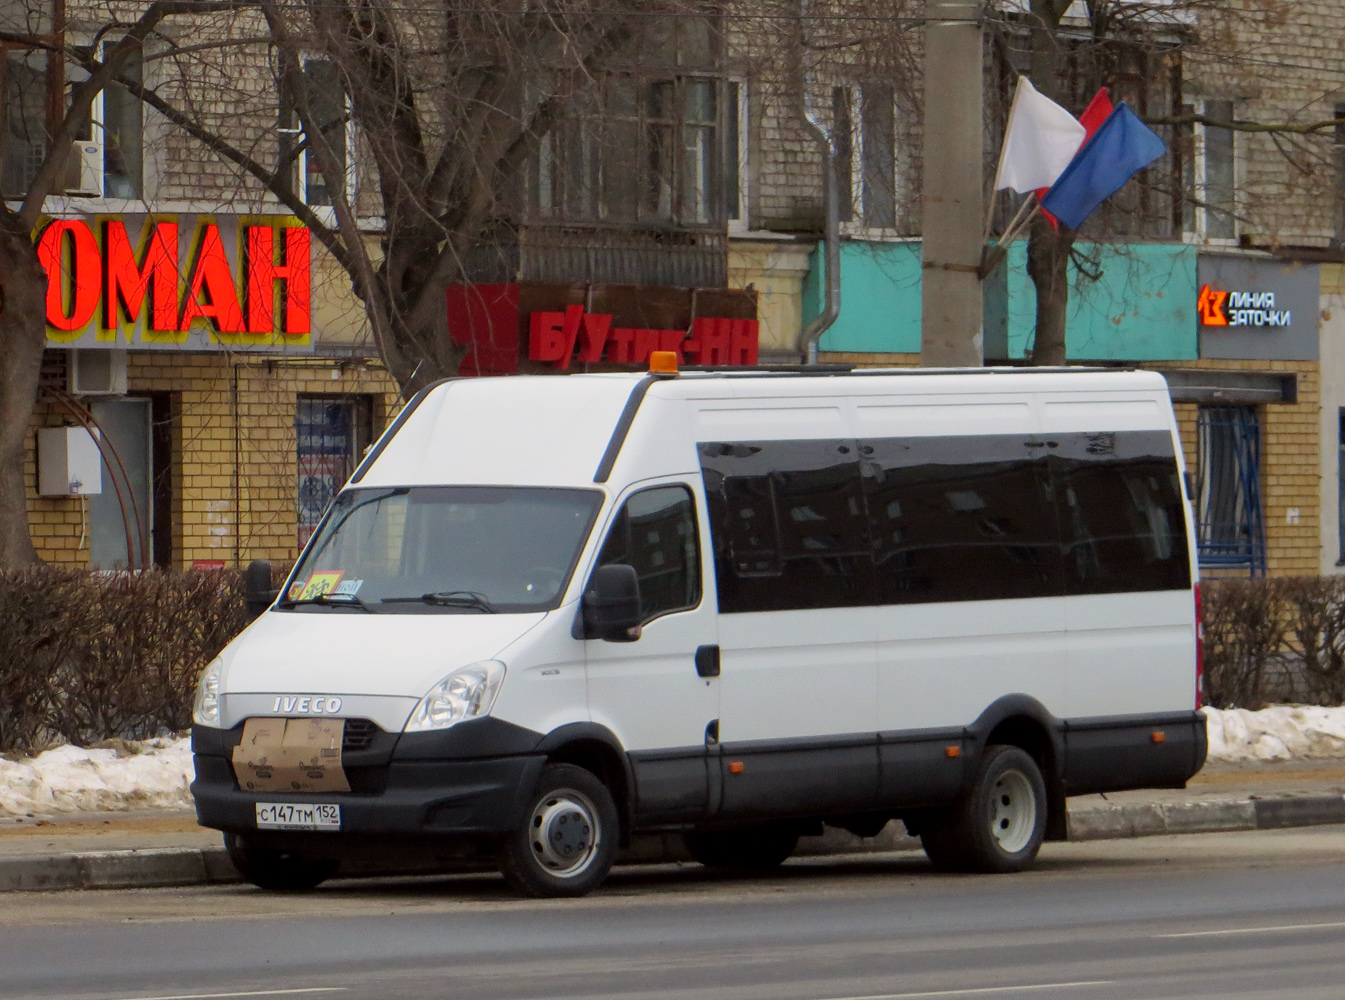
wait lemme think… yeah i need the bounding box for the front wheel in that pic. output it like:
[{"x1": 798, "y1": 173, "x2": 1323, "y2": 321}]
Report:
[
  {"x1": 497, "y1": 763, "x2": 619, "y2": 898},
  {"x1": 920, "y1": 744, "x2": 1047, "y2": 874},
  {"x1": 224, "y1": 833, "x2": 338, "y2": 891}
]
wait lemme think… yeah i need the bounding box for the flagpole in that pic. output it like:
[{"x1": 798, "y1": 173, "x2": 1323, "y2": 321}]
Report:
[
  {"x1": 997, "y1": 200, "x2": 1042, "y2": 249},
  {"x1": 983, "y1": 188, "x2": 1001, "y2": 242},
  {"x1": 996, "y1": 193, "x2": 1036, "y2": 247}
]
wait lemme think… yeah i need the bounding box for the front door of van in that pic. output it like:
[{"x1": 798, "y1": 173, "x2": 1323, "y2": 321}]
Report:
[{"x1": 584, "y1": 481, "x2": 720, "y2": 826}]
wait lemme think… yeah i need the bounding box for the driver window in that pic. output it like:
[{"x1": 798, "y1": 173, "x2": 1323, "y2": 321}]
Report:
[{"x1": 596, "y1": 485, "x2": 701, "y2": 621}]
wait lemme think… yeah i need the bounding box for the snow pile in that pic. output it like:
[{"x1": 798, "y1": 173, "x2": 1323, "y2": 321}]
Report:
[
  {"x1": 1205, "y1": 705, "x2": 1345, "y2": 762},
  {"x1": 0, "y1": 737, "x2": 193, "y2": 817}
]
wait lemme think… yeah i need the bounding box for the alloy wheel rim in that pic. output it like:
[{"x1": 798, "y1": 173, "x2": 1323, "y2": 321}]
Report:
[
  {"x1": 988, "y1": 768, "x2": 1036, "y2": 854},
  {"x1": 529, "y1": 789, "x2": 600, "y2": 878}
]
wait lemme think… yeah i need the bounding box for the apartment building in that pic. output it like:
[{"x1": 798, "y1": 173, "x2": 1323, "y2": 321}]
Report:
[{"x1": 16, "y1": 3, "x2": 1343, "y2": 576}]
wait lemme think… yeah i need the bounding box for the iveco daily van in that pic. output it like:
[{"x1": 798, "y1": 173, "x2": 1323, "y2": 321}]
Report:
[{"x1": 191, "y1": 363, "x2": 1206, "y2": 897}]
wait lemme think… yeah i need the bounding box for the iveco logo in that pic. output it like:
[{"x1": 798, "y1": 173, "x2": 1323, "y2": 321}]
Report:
[{"x1": 271, "y1": 696, "x2": 343, "y2": 714}]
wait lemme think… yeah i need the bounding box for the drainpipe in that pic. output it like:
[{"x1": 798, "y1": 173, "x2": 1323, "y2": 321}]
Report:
[{"x1": 795, "y1": 5, "x2": 841, "y2": 365}]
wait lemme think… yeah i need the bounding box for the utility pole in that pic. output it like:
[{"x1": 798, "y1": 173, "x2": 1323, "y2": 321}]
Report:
[{"x1": 920, "y1": 0, "x2": 984, "y2": 367}]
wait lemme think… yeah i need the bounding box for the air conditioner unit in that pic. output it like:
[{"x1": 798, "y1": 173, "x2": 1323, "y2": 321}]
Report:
[
  {"x1": 63, "y1": 140, "x2": 104, "y2": 197},
  {"x1": 69, "y1": 349, "x2": 128, "y2": 396}
]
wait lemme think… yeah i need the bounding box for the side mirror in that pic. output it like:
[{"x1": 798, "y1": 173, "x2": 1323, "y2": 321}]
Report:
[
  {"x1": 582, "y1": 564, "x2": 642, "y2": 642},
  {"x1": 244, "y1": 559, "x2": 279, "y2": 617}
]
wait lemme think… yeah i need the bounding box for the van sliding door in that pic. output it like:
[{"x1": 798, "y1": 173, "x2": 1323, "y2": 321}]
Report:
[{"x1": 699, "y1": 438, "x2": 880, "y2": 820}]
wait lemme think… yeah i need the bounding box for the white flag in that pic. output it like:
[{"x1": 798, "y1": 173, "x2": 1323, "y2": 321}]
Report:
[{"x1": 993, "y1": 76, "x2": 1087, "y2": 193}]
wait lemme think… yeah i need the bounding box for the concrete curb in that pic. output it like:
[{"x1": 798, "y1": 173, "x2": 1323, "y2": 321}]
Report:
[{"x1": 3, "y1": 794, "x2": 1343, "y2": 893}]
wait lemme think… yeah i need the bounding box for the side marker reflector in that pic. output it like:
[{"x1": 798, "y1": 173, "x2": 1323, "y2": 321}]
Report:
[
  {"x1": 945, "y1": 745, "x2": 962, "y2": 758},
  {"x1": 728, "y1": 761, "x2": 745, "y2": 774},
  {"x1": 1152, "y1": 730, "x2": 1166, "y2": 743}
]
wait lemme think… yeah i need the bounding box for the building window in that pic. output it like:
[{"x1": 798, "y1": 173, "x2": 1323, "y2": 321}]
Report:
[
  {"x1": 860, "y1": 84, "x2": 896, "y2": 229},
  {"x1": 296, "y1": 395, "x2": 374, "y2": 548},
  {"x1": 101, "y1": 47, "x2": 143, "y2": 198},
  {"x1": 4, "y1": 37, "x2": 144, "y2": 200},
  {"x1": 530, "y1": 18, "x2": 730, "y2": 228},
  {"x1": 1188, "y1": 98, "x2": 1236, "y2": 242},
  {"x1": 834, "y1": 83, "x2": 897, "y2": 231},
  {"x1": 725, "y1": 79, "x2": 748, "y2": 229},
  {"x1": 1338, "y1": 409, "x2": 1345, "y2": 563},
  {"x1": 2, "y1": 46, "x2": 50, "y2": 198},
  {"x1": 1334, "y1": 104, "x2": 1345, "y2": 248},
  {"x1": 280, "y1": 58, "x2": 355, "y2": 209},
  {"x1": 1196, "y1": 404, "x2": 1265, "y2": 576}
]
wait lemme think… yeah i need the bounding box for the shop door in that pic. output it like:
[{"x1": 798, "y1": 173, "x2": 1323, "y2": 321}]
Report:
[
  {"x1": 89, "y1": 398, "x2": 152, "y2": 570},
  {"x1": 296, "y1": 395, "x2": 373, "y2": 547},
  {"x1": 1196, "y1": 405, "x2": 1266, "y2": 577}
]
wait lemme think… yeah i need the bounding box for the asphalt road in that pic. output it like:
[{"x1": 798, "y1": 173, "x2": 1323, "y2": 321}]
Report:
[{"x1": 3, "y1": 826, "x2": 1345, "y2": 1000}]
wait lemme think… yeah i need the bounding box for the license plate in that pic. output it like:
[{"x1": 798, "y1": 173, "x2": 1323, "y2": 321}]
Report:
[{"x1": 255, "y1": 802, "x2": 341, "y2": 831}]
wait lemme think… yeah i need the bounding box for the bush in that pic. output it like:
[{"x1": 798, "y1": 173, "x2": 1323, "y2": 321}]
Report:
[
  {"x1": 0, "y1": 567, "x2": 249, "y2": 754},
  {"x1": 1203, "y1": 576, "x2": 1345, "y2": 709}
]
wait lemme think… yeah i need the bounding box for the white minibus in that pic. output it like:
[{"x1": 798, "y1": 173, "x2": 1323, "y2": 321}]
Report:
[{"x1": 191, "y1": 363, "x2": 1205, "y2": 896}]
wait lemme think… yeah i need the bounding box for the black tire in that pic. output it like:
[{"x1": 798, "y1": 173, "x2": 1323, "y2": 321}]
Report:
[
  {"x1": 683, "y1": 824, "x2": 800, "y2": 869},
  {"x1": 497, "y1": 763, "x2": 619, "y2": 898},
  {"x1": 920, "y1": 744, "x2": 1047, "y2": 874},
  {"x1": 224, "y1": 832, "x2": 338, "y2": 891}
]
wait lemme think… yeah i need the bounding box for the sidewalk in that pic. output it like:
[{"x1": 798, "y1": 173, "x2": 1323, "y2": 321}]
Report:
[{"x1": 2, "y1": 759, "x2": 1343, "y2": 892}]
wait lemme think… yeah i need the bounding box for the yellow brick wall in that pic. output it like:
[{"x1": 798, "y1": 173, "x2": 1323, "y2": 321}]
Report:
[
  {"x1": 1149, "y1": 359, "x2": 1321, "y2": 578},
  {"x1": 26, "y1": 351, "x2": 400, "y2": 570}
]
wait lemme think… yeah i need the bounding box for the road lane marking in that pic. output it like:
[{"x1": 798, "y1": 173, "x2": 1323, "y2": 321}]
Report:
[
  {"x1": 114, "y1": 989, "x2": 346, "y2": 1000},
  {"x1": 817, "y1": 981, "x2": 1112, "y2": 999},
  {"x1": 1157, "y1": 920, "x2": 1345, "y2": 939}
]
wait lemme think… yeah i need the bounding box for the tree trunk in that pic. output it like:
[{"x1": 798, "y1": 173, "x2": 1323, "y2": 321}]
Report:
[
  {"x1": 0, "y1": 216, "x2": 50, "y2": 567},
  {"x1": 1024, "y1": 213, "x2": 1073, "y2": 366}
]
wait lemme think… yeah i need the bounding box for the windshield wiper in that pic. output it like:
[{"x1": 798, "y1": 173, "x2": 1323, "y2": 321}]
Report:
[
  {"x1": 381, "y1": 590, "x2": 498, "y2": 613},
  {"x1": 277, "y1": 593, "x2": 374, "y2": 613}
]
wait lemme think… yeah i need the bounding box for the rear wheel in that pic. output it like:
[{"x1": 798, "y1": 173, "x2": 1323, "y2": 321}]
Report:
[
  {"x1": 224, "y1": 833, "x2": 338, "y2": 891},
  {"x1": 497, "y1": 763, "x2": 619, "y2": 898},
  {"x1": 684, "y1": 824, "x2": 800, "y2": 869},
  {"x1": 921, "y1": 744, "x2": 1047, "y2": 874}
]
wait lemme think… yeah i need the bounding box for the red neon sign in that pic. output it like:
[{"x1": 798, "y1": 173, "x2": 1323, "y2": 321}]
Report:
[
  {"x1": 39, "y1": 219, "x2": 311, "y2": 336},
  {"x1": 528, "y1": 306, "x2": 759, "y2": 369}
]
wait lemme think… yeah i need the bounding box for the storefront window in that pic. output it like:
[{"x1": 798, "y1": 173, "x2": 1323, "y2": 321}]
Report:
[
  {"x1": 1196, "y1": 404, "x2": 1265, "y2": 576},
  {"x1": 296, "y1": 395, "x2": 373, "y2": 548}
]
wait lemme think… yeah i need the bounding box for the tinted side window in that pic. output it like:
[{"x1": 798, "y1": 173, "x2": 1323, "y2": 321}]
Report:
[
  {"x1": 861, "y1": 436, "x2": 1063, "y2": 604},
  {"x1": 1051, "y1": 431, "x2": 1191, "y2": 594},
  {"x1": 699, "y1": 440, "x2": 875, "y2": 612},
  {"x1": 596, "y1": 485, "x2": 701, "y2": 620}
]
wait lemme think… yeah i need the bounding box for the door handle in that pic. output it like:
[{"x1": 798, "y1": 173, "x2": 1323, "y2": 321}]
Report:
[{"x1": 695, "y1": 644, "x2": 720, "y2": 678}]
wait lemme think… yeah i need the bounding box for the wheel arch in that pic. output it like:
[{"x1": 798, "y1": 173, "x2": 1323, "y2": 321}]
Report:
[
  {"x1": 968, "y1": 695, "x2": 1068, "y2": 841},
  {"x1": 536, "y1": 723, "x2": 634, "y2": 841}
]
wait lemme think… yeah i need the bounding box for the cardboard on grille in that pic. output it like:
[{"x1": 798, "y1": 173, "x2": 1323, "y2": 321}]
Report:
[{"x1": 231, "y1": 717, "x2": 350, "y2": 793}]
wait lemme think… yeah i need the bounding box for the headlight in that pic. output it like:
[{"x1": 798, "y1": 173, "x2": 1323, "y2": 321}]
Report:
[
  {"x1": 192, "y1": 656, "x2": 224, "y2": 727},
  {"x1": 404, "y1": 661, "x2": 506, "y2": 732}
]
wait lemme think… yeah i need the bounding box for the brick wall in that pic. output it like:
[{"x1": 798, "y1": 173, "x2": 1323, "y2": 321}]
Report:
[{"x1": 27, "y1": 352, "x2": 400, "y2": 570}]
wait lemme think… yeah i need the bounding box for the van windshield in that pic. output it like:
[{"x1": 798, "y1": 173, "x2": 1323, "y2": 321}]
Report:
[{"x1": 280, "y1": 486, "x2": 603, "y2": 614}]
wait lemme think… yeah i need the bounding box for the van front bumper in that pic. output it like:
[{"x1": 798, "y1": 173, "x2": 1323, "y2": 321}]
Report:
[{"x1": 191, "y1": 753, "x2": 546, "y2": 838}]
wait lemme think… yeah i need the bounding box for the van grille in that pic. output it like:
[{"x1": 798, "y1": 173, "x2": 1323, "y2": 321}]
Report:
[{"x1": 342, "y1": 718, "x2": 379, "y2": 751}]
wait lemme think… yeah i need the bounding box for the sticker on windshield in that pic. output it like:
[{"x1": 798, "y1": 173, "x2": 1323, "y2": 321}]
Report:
[
  {"x1": 333, "y1": 579, "x2": 364, "y2": 596},
  {"x1": 286, "y1": 581, "x2": 304, "y2": 600},
  {"x1": 298, "y1": 571, "x2": 344, "y2": 600}
]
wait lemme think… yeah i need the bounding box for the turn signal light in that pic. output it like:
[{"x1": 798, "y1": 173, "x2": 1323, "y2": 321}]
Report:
[
  {"x1": 728, "y1": 760, "x2": 745, "y2": 774},
  {"x1": 1152, "y1": 730, "x2": 1167, "y2": 743},
  {"x1": 649, "y1": 350, "x2": 679, "y2": 374},
  {"x1": 945, "y1": 745, "x2": 962, "y2": 758}
]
